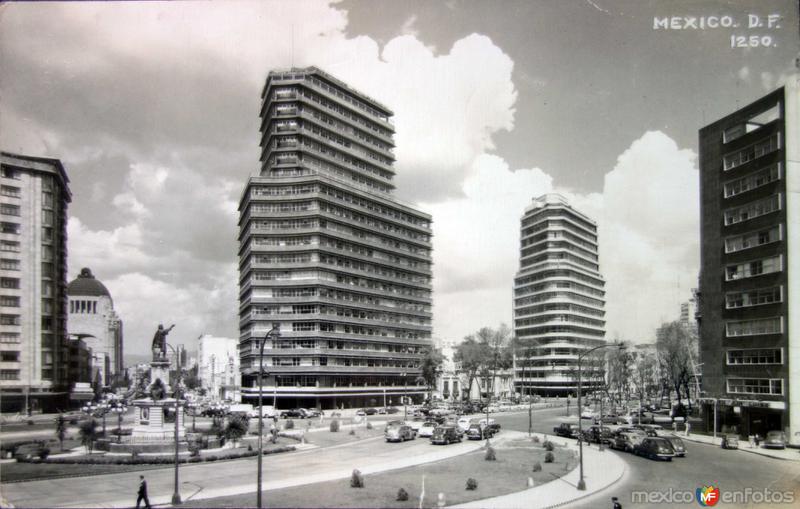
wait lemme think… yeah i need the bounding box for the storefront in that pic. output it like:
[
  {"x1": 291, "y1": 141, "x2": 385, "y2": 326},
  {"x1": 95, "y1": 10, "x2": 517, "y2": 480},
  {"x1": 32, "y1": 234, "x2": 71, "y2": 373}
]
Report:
[{"x1": 699, "y1": 397, "x2": 787, "y2": 439}]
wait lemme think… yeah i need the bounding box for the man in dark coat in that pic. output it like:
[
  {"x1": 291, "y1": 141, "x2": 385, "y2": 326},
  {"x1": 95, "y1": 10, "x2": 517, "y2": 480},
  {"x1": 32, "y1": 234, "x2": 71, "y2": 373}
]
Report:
[{"x1": 137, "y1": 475, "x2": 151, "y2": 509}]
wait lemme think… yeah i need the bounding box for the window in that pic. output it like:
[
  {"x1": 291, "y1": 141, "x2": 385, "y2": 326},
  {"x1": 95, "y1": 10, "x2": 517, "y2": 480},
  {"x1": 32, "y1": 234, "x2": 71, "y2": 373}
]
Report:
[
  {"x1": 727, "y1": 378, "x2": 783, "y2": 395},
  {"x1": 725, "y1": 317, "x2": 782, "y2": 337},
  {"x1": 42, "y1": 209, "x2": 53, "y2": 226},
  {"x1": 1, "y1": 351, "x2": 19, "y2": 362},
  {"x1": 42, "y1": 227, "x2": 52, "y2": 241},
  {"x1": 1, "y1": 278, "x2": 20, "y2": 289},
  {"x1": 727, "y1": 349, "x2": 782, "y2": 365},
  {"x1": 0, "y1": 314, "x2": 20, "y2": 326},
  {"x1": 291, "y1": 322, "x2": 316, "y2": 331},
  {"x1": 0, "y1": 241, "x2": 20, "y2": 253},
  {"x1": 0, "y1": 185, "x2": 20, "y2": 197},
  {"x1": 723, "y1": 133, "x2": 780, "y2": 170},
  {"x1": 1, "y1": 167, "x2": 21, "y2": 179},
  {"x1": 0, "y1": 370, "x2": 20, "y2": 380},
  {"x1": 0, "y1": 332, "x2": 20, "y2": 343},
  {"x1": 0, "y1": 204, "x2": 20, "y2": 217},
  {"x1": 725, "y1": 225, "x2": 782, "y2": 253},
  {"x1": 726, "y1": 286, "x2": 782, "y2": 308},
  {"x1": 724, "y1": 194, "x2": 781, "y2": 225},
  {"x1": 0, "y1": 296, "x2": 20, "y2": 307},
  {"x1": 724, "y1": 164, "x2": 781, "y2": 198},
  {"x1": 1, "y1": 259, "x2": 20, "y2": 271},
  {"x1": 1, "y1": 222, "x2": 20, "y2": 235},
  {"x1": 725, "y1": 255, "x2": 782, "y2": 281}
]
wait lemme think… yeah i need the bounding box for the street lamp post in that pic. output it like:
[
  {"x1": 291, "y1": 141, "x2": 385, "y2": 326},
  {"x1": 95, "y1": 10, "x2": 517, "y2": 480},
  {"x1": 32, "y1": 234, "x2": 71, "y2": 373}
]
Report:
[
  {"x1": 164, "y1": 343, "x2": 183, "y2": 506},
  {"x1": 402, "y1": 372, "x2": 408, "y2": 420},
  {"x1": 257, "y1": 323, "x2": 281, "y2": 509},
  {"x1": 576, "y1": 342, "x2": 625, "y2": 491}
]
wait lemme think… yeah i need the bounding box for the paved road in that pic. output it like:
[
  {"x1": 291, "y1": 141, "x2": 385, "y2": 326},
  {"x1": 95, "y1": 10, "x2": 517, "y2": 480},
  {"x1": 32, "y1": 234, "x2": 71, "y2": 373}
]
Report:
[{"x1": 492, "y1": 408, "x2": 800, "y2": 509}]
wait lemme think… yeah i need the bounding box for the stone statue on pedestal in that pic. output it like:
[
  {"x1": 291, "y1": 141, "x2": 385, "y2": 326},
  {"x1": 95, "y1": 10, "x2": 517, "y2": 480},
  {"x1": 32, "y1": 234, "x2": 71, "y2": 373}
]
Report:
[{"x1": 151, "y1": 324, "x2": 175, "y2": 361}]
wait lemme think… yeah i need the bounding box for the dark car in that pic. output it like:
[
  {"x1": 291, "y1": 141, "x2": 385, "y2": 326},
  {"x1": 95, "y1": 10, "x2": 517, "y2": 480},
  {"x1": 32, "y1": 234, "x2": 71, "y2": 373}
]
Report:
[
  {"x1": 386, "y1": 407, "x2": 401, "y2": 414},
  {"x1": 279, "y1": 409, "x2": 305, "y2": 418},
  {"x1": 363, "y1": 408, "x2": 378, "y2": 416},
  {"x1": 554, "y1": 423, "x2": 580, "y2": 438},
  {"x1": 631, "y1": 424, "x2": 662, "y2": 437},
  {"x1": 385, "y1": 424, "x2": 415, "y2": 442},
  {"x1": 763, "y1": 431, "x2": 787, "y2": 449},
  {"x1": 721, "y1": 435, "x2": 739, "y2": 449},
  {"x1": 431, "y1": 425, "x2": 462, "y2": 445},
  {"x1": 612, "y1": 432, "x2": 645, "y2": 453},
  {"x1": 663, "y1": 435, "x2": 686, "y2": 457},
  {"x1": 635, "y1": 437, "x2": 676, "y2": 460},
  {"x1": 584, "y1": 425, "x2": 613, "y2": 444},
  {"x1": 465, "y1": 423, "x2": 495, "y2": 440}
]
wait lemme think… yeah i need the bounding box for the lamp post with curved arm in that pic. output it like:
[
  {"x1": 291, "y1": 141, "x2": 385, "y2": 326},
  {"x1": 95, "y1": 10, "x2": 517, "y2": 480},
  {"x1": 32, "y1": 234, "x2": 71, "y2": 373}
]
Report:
[
  {"x1": 576, "y1": 342, "x2": 626, "y2": 491},
  {"x1": 257, "y1": 323, "x2": 281, "y2": 509}
]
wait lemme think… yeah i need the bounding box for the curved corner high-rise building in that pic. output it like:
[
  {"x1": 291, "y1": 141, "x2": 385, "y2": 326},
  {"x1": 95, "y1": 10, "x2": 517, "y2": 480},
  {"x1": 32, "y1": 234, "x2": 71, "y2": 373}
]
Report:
[
  {"x1": 513, "y1": 194, "x2": 606, "y2": 397},
  {"x1": 238, "y1": 67, "x2": 433, "y2": 410}
]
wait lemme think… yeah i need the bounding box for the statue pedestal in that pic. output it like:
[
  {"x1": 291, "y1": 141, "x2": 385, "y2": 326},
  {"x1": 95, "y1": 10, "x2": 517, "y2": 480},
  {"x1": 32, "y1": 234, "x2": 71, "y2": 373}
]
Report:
[
  {"x1": 149, "y1": 359, "x2": 172, "y2": 394},
  {"x1": 130, "y1": 398, "x2": 186, "y2": 443}
]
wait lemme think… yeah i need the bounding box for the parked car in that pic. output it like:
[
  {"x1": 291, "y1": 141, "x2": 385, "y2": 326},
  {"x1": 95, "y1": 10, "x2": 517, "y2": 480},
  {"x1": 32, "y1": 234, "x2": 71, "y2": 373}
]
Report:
[
  {"x1": 581, "y1": 410, "x2": 598, "y2": 420},
  {"x1": 663, "y1": 435, "x2": 686, "y2": 457},
  {"x1": 466, "y1": 423, "x2": 495, "y2": 440},
  {"x1": 763, "y1": 431, "x2": 787, "y2": 449},
  {"x1": 721, "y1": 435, "x2": 739, "y2": 450},
  {"x1": 300, "y1": 408, "x2": 321, "y2": 418},
  {"x1": 280, "y1": 409, "x2": 305, "y2": 419},
  {"x1": 431, "y1": 425, "x2": 462, "y2": 445},
  {"x1": 407, "y1": 417, "x2": 425, "y2": 432},
  {"x1": 418, "y1": 421, "x2": 438, "y2": 438},
  {"x1": 384, "y1": 420, "x2": 406, "y2": 432},
  {"x1": 377, "y1": 407, "x2": 387, "y2": 414},
  {"x1": 386, "y1": 407, "x2": 401, "y2": 414},
  {"x1": 584, "y1": 425, "x2": 613, "y2": 444},
  {"x1": 456, "y1": 417, "x2": 474, "y2": 433},
  {"x1": 247, "y1": 405, "x2": 277, "y2": 419},
  {"x1": 385, "y1": 424, "x2": 415, "y2": 442},
  {"x1": 612, "y1": 432, "x2": 646, "y2": 453},
  {"x1": 634, "y1": 437, "x2": 676, "y2": 460},
  {"x1": 632, "y1": 424, "x2": 663, "y2": 437},
  {"x1": 355, "y1": 409, "x2": 366, "y2": 416},
  {"x1": 553, "y1": 423, "x2": 580, "y2": 439}
]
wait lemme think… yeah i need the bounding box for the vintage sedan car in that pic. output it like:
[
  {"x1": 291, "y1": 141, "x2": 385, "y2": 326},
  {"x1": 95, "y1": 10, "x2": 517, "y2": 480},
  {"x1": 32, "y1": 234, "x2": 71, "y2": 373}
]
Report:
[
  {"x1": 634, "y1": 437, "x2": 676, "y2": 460},
  {"x1": 663, "y1": 435, "x2": 686, "y2": 457},
  {"x1": 465, "y1": 423, "x2": 495, "y2": 440},
  {"x1": 457, "y1": 417, "x2": 474, "y2": 433},
  {"x1": 431, "y1": 425, "x2": 462, "y2": 445},
  {"x1": 418, "y1": 421, "x2": 438, "y2": 438},
  {"x1": 385, "y1": 424, "x2": 415, "y2": 442},
  {"x1": 584, "y1": 425, "x2": 613, "y2": 444},
  {"x1": 611, "y1": 431, "x2": 646, "y2": 452},
  {"x1": 279, "y1": 408, "x2": 306, "y2": 419},
  {"x1": 553, "y1": 423, "x2": 580, "y2": 439},
  {"x1": 763, "y1": 431, "x2": 787, "y2": 449}
]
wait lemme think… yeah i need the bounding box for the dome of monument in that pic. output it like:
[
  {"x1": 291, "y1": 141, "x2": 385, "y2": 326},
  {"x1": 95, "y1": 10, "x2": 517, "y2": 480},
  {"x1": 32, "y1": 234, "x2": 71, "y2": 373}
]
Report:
[{"x1": 67, "y1": 268, "x2": 111, "y2": 298}]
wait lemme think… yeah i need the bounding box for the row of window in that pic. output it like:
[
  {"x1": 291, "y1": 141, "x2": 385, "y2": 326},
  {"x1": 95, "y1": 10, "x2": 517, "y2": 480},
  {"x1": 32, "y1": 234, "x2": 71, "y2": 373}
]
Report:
[
  {"x1": 722, "y1": 103, "x2": 780, "y2": 144},
  {"x1": 724, "y1": 224, "x2": 781, "y2": 254},
  {"x1": 515, "y1": 314, "x2": 605, "y2": 329},
  {"x1": 521, "y1": 229, "x2": 598, "y2": 252},
  {"x1": 521, "y1": 240, "x2": 598, "y2": 262},
  {"x1": 0, "y1": 295, "x2": 20, "y2": 307},
  {"x1": 255, "y1": 286, "x2": 430, "y2": 313},
  {"x1": 727, "y1": 348, "x2": 781, "y2": 365},
  {"x1": 1, "y1": 332, "x2": 20, "y2": 343},
  {"x1": 249, "y1": 270, "x2": 430, "y2": 299},
  {"x1": 515, "y1": 269, "x2": 604, "y2": 292},
  {"x1": 521, "y1": 251, "x2": 599, "y2": 272},
  {"x1": 723, "y1": 164, "x2": 780, "y2": 198},
  {"x1": 521, "y1": 210, "x2": 597, "y2": 235},
  {"x1": 1, "y1": 258, "x2": 20, "y2": 271},
  {"x1": 267, "y1": 154, "x2": 393, "y2": 195},
  {"x1": 725, "y1": 286, "x2": 782, "y2": 309},
  {"x1": 250, "y1": 304, "x2": 429, "y2": 325},
  {"x1": 725, "y1": 255, "x2": 781, "y2": 281},
  {"x1": 246, "y1": 321, "x2": 427, "y2": 340},
  {"x1": 297, "y1": 98, "x2": 393, "y2": 153},
  {"x1": 723, "y1": 193, "x2": 780, "y2": 226},
  {"x1": 0, "y1": 369, "x2": 20, "y2": 380},
  {"x1": 514, "y1": 290, "x2": 605, "y2": 309},
  {"x1": 727, "y1": 378, "x2": 783, "y2": 396},
  {"x1": 1, "y1": 185, "x2": 20, "y2": 197},
  {"x1": 725, "y1": 317, "x2": 782, "y2": 337},
  {"x1": 515, "y1": 302, "x2": 605, "y2": 318},
  {"x1": 723, "y1": 133, "x2": 780, "y2": 171},
  {"x1": 70, "y1": 299, "x2": 98, "y2": 314}
]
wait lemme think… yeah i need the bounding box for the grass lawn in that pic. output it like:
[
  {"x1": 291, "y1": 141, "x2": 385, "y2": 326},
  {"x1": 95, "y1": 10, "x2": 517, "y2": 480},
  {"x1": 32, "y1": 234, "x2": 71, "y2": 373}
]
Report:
[
  {"x1": 181, "y1": 438, "x2": 577, "y2": 508},
  {"x1": 301, "y1": 424, "x2": 385, "y2": 449}
]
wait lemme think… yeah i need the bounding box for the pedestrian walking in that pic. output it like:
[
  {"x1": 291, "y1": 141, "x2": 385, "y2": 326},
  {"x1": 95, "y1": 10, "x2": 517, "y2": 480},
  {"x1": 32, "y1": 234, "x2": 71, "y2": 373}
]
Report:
[
  {"x1": 685, "y1": 421, "x2": 691, "y2": 437},
  {"x1": 136, "y1": 475, "x2": 151, "y2": 509},
  {"x1": 612, "y1": 496, "x2": 622, "y2": 508}
]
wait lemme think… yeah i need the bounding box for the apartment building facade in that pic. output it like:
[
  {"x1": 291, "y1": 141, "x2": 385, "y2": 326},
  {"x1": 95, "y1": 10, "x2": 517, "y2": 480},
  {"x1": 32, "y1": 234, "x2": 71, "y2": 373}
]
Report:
[
  {"x1": 513, "y1": 194, "x2": 607, "y2": 397},
  {"x1": 1, "y1": 152, "x2": 72, "y2": 412},
  {"x1": 698, "y1": 79, "x2": 799, "y2": 444},
  {"x1": 238, "y1": 67, "x2": 433, "y2": 410}
]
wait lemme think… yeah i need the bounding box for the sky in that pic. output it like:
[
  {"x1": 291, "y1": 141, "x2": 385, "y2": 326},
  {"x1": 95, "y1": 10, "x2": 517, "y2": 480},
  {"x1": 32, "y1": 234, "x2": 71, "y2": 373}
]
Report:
[{"x1": 1, "y1": 0, "x2": 798, "y2": 360}]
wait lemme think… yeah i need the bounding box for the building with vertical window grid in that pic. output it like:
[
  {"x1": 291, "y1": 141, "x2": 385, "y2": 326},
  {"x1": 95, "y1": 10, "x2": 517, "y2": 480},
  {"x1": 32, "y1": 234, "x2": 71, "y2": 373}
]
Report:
[
  {"x1": 513, "y1": 194, "x2": 606, "y2": 397},
  {"x1": 1, "y1": 152, "x2": 71, "y2": 413},
  {"x1": 238, "y1": 67, "x2": 433, "y2": 410},
  {"x1": 698, "y1": 79, "x2": 799, "y2": 444}
]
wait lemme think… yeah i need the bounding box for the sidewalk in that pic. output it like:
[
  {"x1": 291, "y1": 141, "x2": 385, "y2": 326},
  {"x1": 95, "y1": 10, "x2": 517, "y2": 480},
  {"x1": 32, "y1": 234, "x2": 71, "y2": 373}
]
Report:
[
  {"x1": 451, "y1": 433, "x2": 626, "y2": 509},
  {"x1": 677, "y1": 432, "x2": 800, "y2": 462}
]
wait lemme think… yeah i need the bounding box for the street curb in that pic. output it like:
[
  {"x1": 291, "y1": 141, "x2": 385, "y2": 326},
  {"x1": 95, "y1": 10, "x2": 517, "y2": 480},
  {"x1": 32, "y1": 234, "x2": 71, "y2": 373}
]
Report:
[
  {"x1": 542, "y1": 457, "x2": 627, "y2": 509},
  {"x1": 680, "y1": 435, "x2": 800, "y2": 462}
]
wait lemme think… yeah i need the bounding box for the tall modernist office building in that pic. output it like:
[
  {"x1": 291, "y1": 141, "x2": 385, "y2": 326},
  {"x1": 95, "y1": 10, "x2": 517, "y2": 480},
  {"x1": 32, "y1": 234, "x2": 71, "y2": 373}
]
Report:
[
  {"x1": 513, "y1": 194, "x2": 606, "y2": 397},
  {"x1": 238, "y1": 67, "x2": 433, "y2": 410},
  {"x1": 1, "y1": 152, "x2": 71, "y2": 412},
  {"x1": 698, "y1": 79, "x2": 798, "y2": 444}
]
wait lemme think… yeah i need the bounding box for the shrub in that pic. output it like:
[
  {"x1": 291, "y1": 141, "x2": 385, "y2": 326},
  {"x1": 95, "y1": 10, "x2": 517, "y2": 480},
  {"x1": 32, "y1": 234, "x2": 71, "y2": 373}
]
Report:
[
  {"x1": 349, "y1": 429, "x2": 356, "y2": 436},
  {"x1": 27, "y1": 420, "x2": 35, "y2": 426},
  {"x1": 350, "y1": 469, "x2": 364, "y2": 488},
  {"x1": 466, "y1": 478, "x2": 478, "y2": 491},
  {"x1": 532, "y1": 461, "x2": 542, "y2": 472},
  {"x1": 248, "y1": 444, "x2": 253, "y2": 452},
  {"x1": 366, "y1": 421, "x2": 373, "y2": 430},
  {"x1": 544, "y1": 452, "x2": 554, "y2": 463},
  {"x1": 38, "y1": 446, "x2": 51, "y2": 460},
  {"x1": 396, "y1": 488, "x2": 409, "y2": 501},
  {"x1": 330, "y1": 420, "x2": 340, "y2": 432},
  {"x1": 543, "y1": 440, "x2": 554, "y2": 451},
  {"x1": 484, "y1": 446, "x2": 496, "y2": 461},
  {"x1": 531, "y1": 435, "x2": 540, "y2": 443},
  {"x1": 285, "y1": 419, "x2": 295, "y2": 430}
]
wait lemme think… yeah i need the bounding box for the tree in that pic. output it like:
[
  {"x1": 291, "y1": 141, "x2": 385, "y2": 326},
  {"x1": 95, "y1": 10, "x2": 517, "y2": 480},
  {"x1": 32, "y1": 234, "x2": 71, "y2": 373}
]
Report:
[
  {"x1": 656, "y1": 321, "x2": 697, "y2": 411},
  {"x1": 605, "y1": 342, "x2": 633, "y2": 408},
  {"x1": 225, "y1": 414, "x2": 249, "y2": 448},
  {"x1": 454, "y1": 336, "x2": 491, "y2": 402},
  {"x1": 420, "y1": 348, "x2": 445, "y2": 402},
  {"x1": 92, "y1": 371, "x2": 103, "y2": 402},
  {"x1": 183, "y1": 365, "x2": 200, "y2": 390},
  {"x1": 55, "y1": 415, "x2": 67, "y2": 451},
  {"x1": 79, "y1": 419, "x2": 98, "y2": 454},
  {"x1": 455, "y1": 325, "x2": 513, "y2": 403}
]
